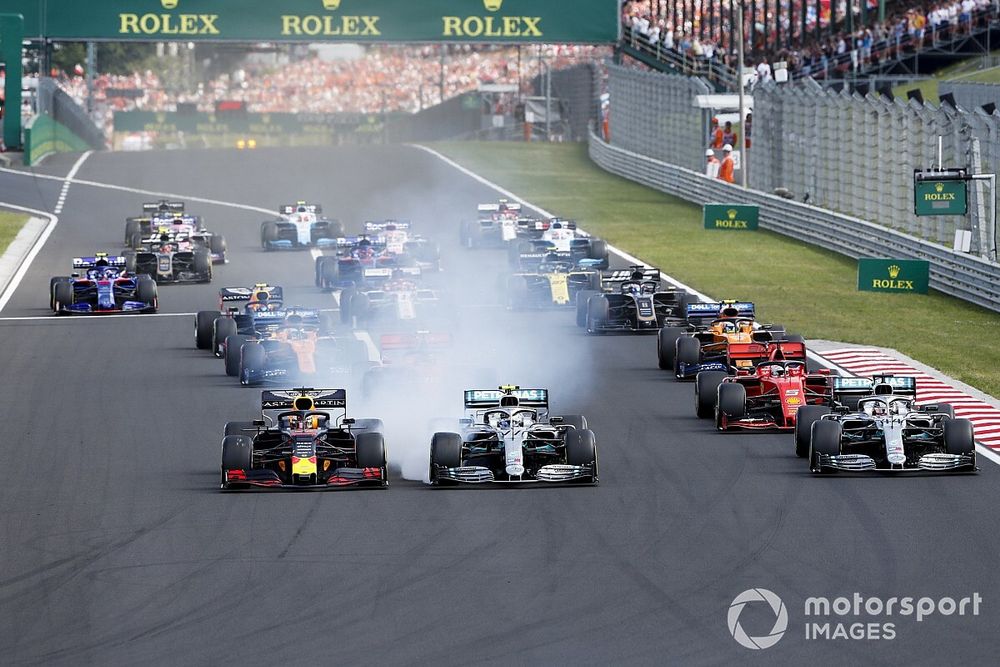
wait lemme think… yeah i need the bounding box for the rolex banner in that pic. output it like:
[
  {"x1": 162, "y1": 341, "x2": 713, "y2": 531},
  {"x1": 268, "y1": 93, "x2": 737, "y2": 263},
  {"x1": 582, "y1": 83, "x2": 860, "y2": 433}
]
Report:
[
  {"x1": 857, "y1": 259, "x2": 930, "y2": 294},
  {"x1": 12, "y1": 0, "x2": 617, "y2": 43},
  {"x1": 703, "y1": 204, "x2": 759, "y2": 231}
]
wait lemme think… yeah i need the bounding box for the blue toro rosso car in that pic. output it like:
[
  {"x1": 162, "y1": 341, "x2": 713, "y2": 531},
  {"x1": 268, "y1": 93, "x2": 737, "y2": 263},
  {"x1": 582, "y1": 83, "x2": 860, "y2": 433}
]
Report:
[{"x1": 50, "y1": 254, "x2": 158, "y2": 315}]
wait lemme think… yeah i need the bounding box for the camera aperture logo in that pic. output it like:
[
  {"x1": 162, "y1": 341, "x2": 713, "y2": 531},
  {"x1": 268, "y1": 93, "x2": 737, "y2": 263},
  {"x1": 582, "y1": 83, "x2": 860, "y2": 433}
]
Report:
[
  {"x1": 728, "y1": 588, "x2": 788, "y2": 650},
  {"x1": 728, "y1": 589, "x2": 983, "y2": 648}
]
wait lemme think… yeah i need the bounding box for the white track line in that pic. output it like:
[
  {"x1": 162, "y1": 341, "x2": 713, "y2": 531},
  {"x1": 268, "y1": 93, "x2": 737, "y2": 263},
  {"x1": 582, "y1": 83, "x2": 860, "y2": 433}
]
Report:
[
  {"x1": 0, "y1": 204, "x2": 58, "y2": 313},
  {"x1": 52, "y1": 151, "x2": 92, "y2": 215},
  {"x1": 0, "y1": 312, "x2": 196, "y2": 322},
  {"x1": 415, "y1": 143, "x2": 996, "y2": 468},
  {"x1": 412, "y1": 144, "x2": 851, "y2": 376}
]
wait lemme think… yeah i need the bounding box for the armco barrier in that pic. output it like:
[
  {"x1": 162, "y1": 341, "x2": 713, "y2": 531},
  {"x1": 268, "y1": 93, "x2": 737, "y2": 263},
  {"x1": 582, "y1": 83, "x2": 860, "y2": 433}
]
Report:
[{"x1": 588, "y1": 128, "x2": 1000, "y2": 314}]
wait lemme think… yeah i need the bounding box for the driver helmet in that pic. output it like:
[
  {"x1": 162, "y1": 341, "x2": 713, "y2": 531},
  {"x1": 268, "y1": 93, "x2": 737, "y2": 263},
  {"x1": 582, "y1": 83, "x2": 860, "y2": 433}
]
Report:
[
  {"x1": 769, "y1": 365, "x2": 785, "y2": 377},
  {"x1": 286, "y1": 414, "x2": 300, "y2": 429},
  {"x1": 738, "y1": 319, "x2": 755, "y2": 334}
]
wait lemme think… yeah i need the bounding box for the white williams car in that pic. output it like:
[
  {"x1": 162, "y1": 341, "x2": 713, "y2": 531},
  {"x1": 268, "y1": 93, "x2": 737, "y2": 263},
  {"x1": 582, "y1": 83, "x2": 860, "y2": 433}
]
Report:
[
  {"x1": 428, "y1": 386, "x2": 598, "y2": 485},
  {"x1": 260, "y1": 201, "x2": 346, "y2": 250}
]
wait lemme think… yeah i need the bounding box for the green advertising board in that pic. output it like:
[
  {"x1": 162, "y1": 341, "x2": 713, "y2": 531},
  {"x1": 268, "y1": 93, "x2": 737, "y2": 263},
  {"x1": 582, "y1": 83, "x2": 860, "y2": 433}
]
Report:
[
  {"x1": 914, "y1": 178, "x2": 967, "y2": 216},
  {"x1": 10, "y1": 0, "x2": 617, "y2": 43},
  {"x1": 857, "y1": 259, "x2": 930, "y2": 294},
  {"x1": 703, "y1": 204, "x2": 759, "y2": 230}
]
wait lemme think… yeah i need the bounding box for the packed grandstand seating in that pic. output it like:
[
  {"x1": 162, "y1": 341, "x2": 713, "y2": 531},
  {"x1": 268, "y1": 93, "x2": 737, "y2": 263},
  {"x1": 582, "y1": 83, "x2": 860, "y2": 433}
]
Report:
[
  {"x1": 621, "y1": 0, "x2": 998, "y2": 83},
  {"x1": 48, "y1": 44, "x2": 606, "y2": 139}
]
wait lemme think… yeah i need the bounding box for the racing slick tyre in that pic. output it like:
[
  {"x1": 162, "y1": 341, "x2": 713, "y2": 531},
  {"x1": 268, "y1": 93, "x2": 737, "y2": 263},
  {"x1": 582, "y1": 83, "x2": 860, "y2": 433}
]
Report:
[
  {"x1": 129, "y1": 229, "x2": 145, "y2": 250},
  {"x1": 124, "y1": 219, "x2": 140, "y2": 246},
  {"x1": 224, "y1": 421, "x2": 255, "y2": 437},
  {"x1": 657, "y1": 327, "x2": 685, "y2": 370},
  {"x1": 221, "y1": 435, "x2": 253, "y2": 487},
  {"x1": 53, "y1": 281, "x2": 74, "y2": 312},
  {"x1": 209, "y1": 234, "x2": 227, "y2": 258},
  {"x1": 193, "y1": 250, "x2": 212, "y2": 281},
  {"x1": 49, "y1": 277, "x2": 70, "y2": 311},
  {"x1": 795, "y1": 405, "x2": 831, "y2": 458},
  {"x1": 260, "y1": 222, "x2": 278, "y2": 249},
  {"x1": 565, "y1": 428, "x2": 598, "y2": 483},
  {"x1": 809, "y1": 419, "x2": 843, "y2": 471},
  {"x1": 782, "y1": 333, "x2": 805, "y2": 344},
  {"x1": 195, "y1": 310, "x2": 221, "y2": 349},
  {"x1": 507, "y1": 275, "x2": 528, "y2": 309},
  {"x1": 716, "y1": 382, "x2": 746, "y2": 430},
  {"x1": 224, "y1": 335, "x2": 248, "y2": 377},
  {"x1": 430, "y1": 432, "x2": 463, "y2": 484},
  {"x1": 695, "y1": 371, "x2": 727, "y2": 418},
  {"x1": 136, "y1": 276, "x2": 158, "y2": 311},
  {"x1": 355, "y1": 431, "x2": 387, "y2": 470},
  {"x1": 315, "y1": 221, "x2": 345, "y2": 243},
  {"x1": 558, "y1": 415, "x2": 588, "y2": 432},
  {"x1": 766, "y1": 323, "x2": 787, "y2": 340},
  {"x1": 944, "y1": 418, "x2": 975, "y2": 456},
  {"x1": 321, "y1": 256, "x2": 340, "y2": 290},
  {"x1": 213, "y1": 317, "x2": 238, "y2": 357},
  {"x1": 122, "y1": 249, "x2": 137, "y2": 274},
  {"x1": 576, "y1": 290, "x2": 598, "y2": 327},
  {"x1": 348, "y1": 292, "x2": 370, "y2": 325},
  {"x1": 586, "y1": 294, "x2": 609, "y2": 333},
  {"x1": 239, "y1": 342, "x2": 266, "y2": 385},
  {"x1": 315, "y1": 256, "x2": 333, "y2": 288},
  {"x1": 674, "y1": 336, "x2": 701, "y2": 378},
  {"x1": 507, "y1": 241, "x2": 530, "y2": 268},
  {"x1": 588, "y1": 239, "x2": 609, "y2": 268},
  {"x1": 925, "y1": 403, "x2": 956, "y2": 420},
  {"x1": 339, "y1": 287, "x2": 356, "y2": 324}
]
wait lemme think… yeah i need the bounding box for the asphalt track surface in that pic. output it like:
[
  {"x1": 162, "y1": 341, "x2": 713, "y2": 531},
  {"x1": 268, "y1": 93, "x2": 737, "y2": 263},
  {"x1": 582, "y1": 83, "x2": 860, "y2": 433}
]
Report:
[{"x1": 0, "y1": 146, "x2": 996, "y2": 665}]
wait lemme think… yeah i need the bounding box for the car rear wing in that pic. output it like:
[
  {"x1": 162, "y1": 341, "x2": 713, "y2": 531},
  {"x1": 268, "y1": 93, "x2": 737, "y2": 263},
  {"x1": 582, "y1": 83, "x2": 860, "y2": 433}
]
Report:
[
  {"x1": 142, "y1": 200, "x2": 184, "y2": 213},
  {"x1": 832, "y1": 375, "x2": 917, "y2": 401},
  {"x1": 282, "y1": 307, "x2": 321, "y2": 323},
  {"x1": 73, "y1": 255, "x2": 127, "y2": 269},
  {"x1": 463, "y1": 388, "x2": 549, "y2": 409},
  {"x1": 728, "y1": 341, "x2": 807, "y2": 365},
  {"x1": 601, "y1": 266, "x2": 660, "y2": 284},
  {"x1": 337, "y1": 235, "x2": 386, "y2": 248},
  {"x1": 279, "y1": 203, "x2": 321, "y2": 214},
  {"x1": 219, "y1": 285, "x2": 284, "y2": 304},
  {"x1": 379, "y1": 331, "x2": 452, "y2": 350},
  {"x1": 364, "y1": 220, "x2": 410, "y2": 232},
  {"x1": 261, "y1": 388, "x2": 346, "y2": 412},
  {"x1": 686, "y1": 301, "x2": 755, "y2": 321},
  {"x1": 362, "y1": 266, "x2": 421, "y2": 280}
]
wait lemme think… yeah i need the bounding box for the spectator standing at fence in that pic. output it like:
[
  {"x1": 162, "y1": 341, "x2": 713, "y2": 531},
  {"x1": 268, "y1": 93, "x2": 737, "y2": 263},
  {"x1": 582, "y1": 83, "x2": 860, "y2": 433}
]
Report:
[
  {"x1": 718, "y1": 144, "x2": 735, "y2": 183},
  {"x1": 710, "y1": 117, "x2": 723, "y2": 148},
  {"x1": 705, "y1": 148, "x2": 720, "y2": 177},
  {"x1": 722, "y1": 121, "x2": 738, "y2": 148}
]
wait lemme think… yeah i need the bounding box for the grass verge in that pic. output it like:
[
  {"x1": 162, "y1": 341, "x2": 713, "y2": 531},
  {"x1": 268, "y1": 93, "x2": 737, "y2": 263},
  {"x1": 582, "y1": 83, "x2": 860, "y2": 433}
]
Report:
[
  {"x1": 0, "y1": 211, "x2": 29, "y2": 257},
  {"x1": 432, "y1": 141, "x2": 1000, "y2": 397}
]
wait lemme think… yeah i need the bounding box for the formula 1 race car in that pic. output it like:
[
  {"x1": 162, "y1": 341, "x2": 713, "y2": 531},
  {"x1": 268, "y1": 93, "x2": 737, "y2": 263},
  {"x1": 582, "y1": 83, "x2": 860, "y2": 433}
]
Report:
[
  {"x1": 577, "y1": 266, "x2": 689, "y2": 334},
  {"x1": 260, "y1": 202, "x2": 346, "y2": 250},
  {"x1": 508, "y1": 219, "x2": 609, "y2": 270},
  {"x1": 362, "y1": 221, "x2": 440, "y2": 270},
  {"x1": 124, "y1": 200, "x2": 186, "y2": 244},
  {"x1": 657, "y1": 301, "x2": 796, "y2": 379},
  {"x1": 505, "y1": 255, "x2": 601, "y2": 308},
  {"x1": 696, "y1": 359, "x2": 834, "y2": 430},
  {"x1": 428, "y1": 386, "x2": 598, "y2": 485},
  {"x1": 232, "y1": 317, "x2": 374, "y2": 386},
  {"x1": 50, "y1": 254, "x2": 158, "y2": 315},
  {"x1": 220, "y1": 388, "x2": 388, "y2": 490},
  {"x1": 460, "y1": 200, "x2": 532, "y2": 248},
  {"x1": 806, "y1": 378, "x2": 976, "y2": 473},
  {"x1": 128, "y1": 216, "x2": 227, "y2": 263},
  {"x1": 792, "y1": 374, "x2": 943, "y2": 457},
  {"x1": 338, "y1": 268, "x2": 448, "y2": 327},
  {"x1": 194, "y1": 284, "x2": 286, "y2": 354},
  {"x1": 124, "y1": 231, "x2": 213, "y2": 283}
]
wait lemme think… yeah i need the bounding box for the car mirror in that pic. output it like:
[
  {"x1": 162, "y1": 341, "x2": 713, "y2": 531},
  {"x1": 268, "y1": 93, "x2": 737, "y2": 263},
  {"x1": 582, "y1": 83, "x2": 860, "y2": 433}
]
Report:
[
  {"x1": 71, "y1": 273, "x2": 80, "y2": 278},
  {"x1": 252, "y1": 420, "x2": 265, "y2": 427},
  {"x1": 342, "y1": 418, "x2": 356, "y2": 425},
  {"x1": 549, "y1": 416, "x2": 564, "y2": 424}
]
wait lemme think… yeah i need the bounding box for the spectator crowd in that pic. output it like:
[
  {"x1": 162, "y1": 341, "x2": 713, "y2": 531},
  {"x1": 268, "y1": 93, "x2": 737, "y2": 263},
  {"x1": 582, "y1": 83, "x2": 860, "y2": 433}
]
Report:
[
  {"x1": 621, "y1": 0, "x2": 999, "y2": 84},
  {"x1": 47, "y1": 44, "x2": 606, "y2": 140}
]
